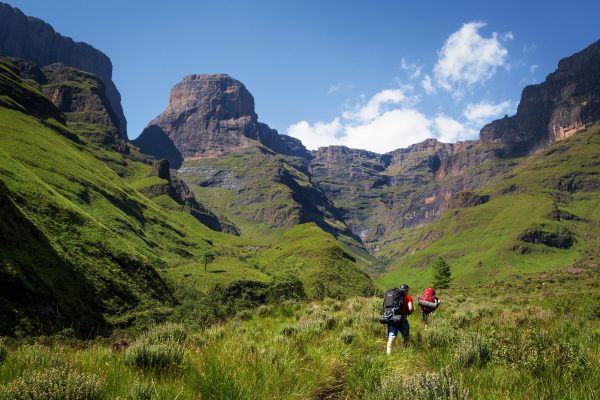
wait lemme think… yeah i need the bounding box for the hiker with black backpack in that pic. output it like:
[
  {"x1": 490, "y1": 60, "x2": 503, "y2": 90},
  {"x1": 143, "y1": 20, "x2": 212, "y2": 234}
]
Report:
[{"x1": 379, "y1": 284, "x2": 413, "y2": 355}]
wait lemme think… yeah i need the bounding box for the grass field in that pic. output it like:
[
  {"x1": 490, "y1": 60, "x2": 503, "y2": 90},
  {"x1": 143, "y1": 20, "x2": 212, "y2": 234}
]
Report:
[{"x1": 0, "y1": 261, "x2": 597, "y2": 399}]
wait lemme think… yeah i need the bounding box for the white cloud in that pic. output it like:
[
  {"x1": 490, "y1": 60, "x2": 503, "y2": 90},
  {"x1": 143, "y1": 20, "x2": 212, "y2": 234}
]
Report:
[
  {"x1": 434, "y1": 21, "x2": 509, "y2": 92},
  {"x1": 463, "y1": 100, "x2": 513, "y2": 123},
  {"x1": 287, "y1": 118, "x2": 343, "y2": 150},
  {"x1": 529, "y1": 64, "x2": 539, "y2": 74},
  {"x1": 342, "y1": 88, "x2": 416, "y2": 123},
  {"x1": 421, "y1": 75, "x2": 436, "y2": 94},
  {"x1": 433, "y1": 115, "x2": 478, "y2": 143},
  {"x1": 344, "y1": 109, "x2": 432, "y2": 153},
  {"x1": 327, "y1": 83, "x2": 343, "y2": 94},
  {"x1": 401, "y1": 58, "x2": 423, "y2": 80},
  {"x1": 502, "y1": 31, "x2": 515, "y2": 41}
]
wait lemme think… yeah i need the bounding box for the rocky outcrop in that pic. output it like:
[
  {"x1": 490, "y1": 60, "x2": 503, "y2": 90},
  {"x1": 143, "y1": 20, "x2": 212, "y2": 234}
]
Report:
[
  {"x1": 450, "y1": 191, "x2": 490, "y2": 208},
  {"x1": 142, "y1": 160, "x2": 239, "y2": 235},
  {"x1": 308, "y1": 138, "x2": 508, "y2": 247},
  {"x1": 0, "y1": 2, "x2": 127, "y2": 138},
  {"x1": 135, "y1": 74, "x2": 310, "y2": 160},
  {"x1": 40, "y1": 63, "x2": 127, "y2": 152},
  {"x1": 481, "y1": 39, "x2": 600, "y2": 154}
]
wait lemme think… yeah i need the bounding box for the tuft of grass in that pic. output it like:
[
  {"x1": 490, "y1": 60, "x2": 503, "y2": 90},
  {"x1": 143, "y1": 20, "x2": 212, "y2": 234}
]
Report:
[{"x1": 0, "y1": 366, "x2": 105, "y2": 400}]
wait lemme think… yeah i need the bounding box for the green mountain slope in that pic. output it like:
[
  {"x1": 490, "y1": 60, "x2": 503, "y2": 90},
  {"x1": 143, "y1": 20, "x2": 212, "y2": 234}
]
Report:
[
  {"x1": 0, "y1": 58, "x2": 375, "y2": 334},
  {"x1": 377, "y1": 125, "x2": 600, "y2": 288}
]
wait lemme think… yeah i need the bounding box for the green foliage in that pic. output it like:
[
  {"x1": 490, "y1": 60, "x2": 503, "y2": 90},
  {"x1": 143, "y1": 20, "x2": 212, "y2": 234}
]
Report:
[
  {"x1": 455, "y1": 333, "x2": 491, "y2": 367},
  {"x1": 0, "y1": 266, "x2": 598, "y2": 399},
  {"x1": 126, "y1": 380, "x2": 158, "y2": 400},
  {"x1": 0, "y1": 366, "x2": 105, "y2": 400},
  {"x1": 123, "y1": 327, "x2": 185, "y2": 372},
  {"x1": 340, "y1": 327, "x2": 355, "y2": 344},
  {"x1": 432, "y1": 256, "x2": 452, "y2": 289},
  {"x1": 369, "y1": 369, "x2": 469, "y2": 400}
]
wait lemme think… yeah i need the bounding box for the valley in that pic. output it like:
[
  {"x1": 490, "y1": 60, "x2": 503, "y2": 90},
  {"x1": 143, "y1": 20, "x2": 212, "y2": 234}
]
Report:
[{"x1": 0, "y1": 2, "x2": 599, "y2": 399}]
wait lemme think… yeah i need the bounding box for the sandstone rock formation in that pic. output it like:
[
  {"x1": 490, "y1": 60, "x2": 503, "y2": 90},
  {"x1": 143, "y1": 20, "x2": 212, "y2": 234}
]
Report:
[
  {"x1": 134, "y1": 74, "x2": 311, "y2": 161},
  {"x1": 481, "y1": 39, "x2": 600, "y2": 154},
  {"x1": 0, "y1": 2, "x2": 127, "y2": 138}
]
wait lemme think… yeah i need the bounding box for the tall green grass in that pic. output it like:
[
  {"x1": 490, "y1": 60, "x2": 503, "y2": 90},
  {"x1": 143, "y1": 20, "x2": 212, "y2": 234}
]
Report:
[{"x1": 0, "y1": 264, "x2": 597, "y2": 399}]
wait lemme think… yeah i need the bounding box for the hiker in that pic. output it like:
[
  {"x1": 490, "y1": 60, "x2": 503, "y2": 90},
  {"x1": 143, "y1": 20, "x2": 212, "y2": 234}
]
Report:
[
  {"x1": 379, "y1": 284, "x2": 413, "y2": 355},
  {"x1": 418, "y1": 287, "x2": 440, "y2": 327}
]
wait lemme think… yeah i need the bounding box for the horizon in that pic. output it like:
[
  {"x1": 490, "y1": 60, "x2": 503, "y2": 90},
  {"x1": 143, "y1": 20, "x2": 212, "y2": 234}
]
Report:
[{"x1": 5, "y1": 0, "x2": 600, "y2": 153}]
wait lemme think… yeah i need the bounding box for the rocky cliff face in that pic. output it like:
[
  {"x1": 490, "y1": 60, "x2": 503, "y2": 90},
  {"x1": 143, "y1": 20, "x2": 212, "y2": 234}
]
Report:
[
  {"x1": 308, "y1": 139, "x2": 508, "y2": 248},
  {"x1": 0, "y1": 2, "x2": 127, "y2": 138},
  {"x1": 134, "y1": 74, "x2": 311, "y2": 161},
  {"x1": 481, "y1": 39, "x2": 600, "y2": 154}
]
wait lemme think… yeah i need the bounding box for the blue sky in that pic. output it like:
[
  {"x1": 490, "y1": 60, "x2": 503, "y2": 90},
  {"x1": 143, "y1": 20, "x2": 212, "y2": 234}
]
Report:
[{"x1": 8, "y1": 0, "x2": 600, "y2": 152}]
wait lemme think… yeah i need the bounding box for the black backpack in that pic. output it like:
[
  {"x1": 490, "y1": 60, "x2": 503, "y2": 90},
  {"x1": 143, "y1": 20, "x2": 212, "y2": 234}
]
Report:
[{"x1": 378, "y1": 287, "x2": 405, "y2": 324}]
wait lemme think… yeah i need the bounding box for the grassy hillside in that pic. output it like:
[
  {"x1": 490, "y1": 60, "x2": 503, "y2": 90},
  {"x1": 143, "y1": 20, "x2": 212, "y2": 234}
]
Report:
[
  {"x1": 0, "y1": 263, "x2": 597, "y2": 399},
  {"x1": 377, "y1": 125, "x2": 600, "y2": 289},
  {"x1": 0, "y1": 58, "x2": 376, "y2": 335}
]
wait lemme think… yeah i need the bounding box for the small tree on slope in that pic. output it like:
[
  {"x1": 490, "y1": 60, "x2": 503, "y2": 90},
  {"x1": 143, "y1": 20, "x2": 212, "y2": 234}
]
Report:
[{"x1": 432, "y1": 256, "x2": 451, "y2": 289}]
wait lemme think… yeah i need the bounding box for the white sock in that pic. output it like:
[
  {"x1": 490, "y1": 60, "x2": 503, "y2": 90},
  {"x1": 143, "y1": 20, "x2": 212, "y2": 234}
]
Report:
[{"x1": 386, "y1": 346, "x2": 392, "y2": 355}]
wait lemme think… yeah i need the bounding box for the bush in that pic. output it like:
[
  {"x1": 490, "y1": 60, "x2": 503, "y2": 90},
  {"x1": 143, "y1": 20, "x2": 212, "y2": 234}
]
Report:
[
  {"x1": 126, "y1": 380, "x2": 157, "y2": 400},
  {"x1": 124, "y1": 338, "x2": 184, "y2": 371},
  {"x1": 236, "y1": 309, "x2": 253, "y2": 321},
  {"x1": 18, "y1": 344, "x2": 68, "y2": 369},
  {"x1": 369, "y1": 368, "x2": 469, "y2": 400},
  {"x1": 145, "y1": 323, "x2": 187, "y2": 344},
  {"x1": 455, "y1": 334, "x2": 491, "y2": 367},
  {"x1": 422, "y1": 322, "x2": 459, "y2": 348},
  {"x1": 256, "y1": 304, "x2": 272, "y2": 317},
  {"x1": 340, "y1": 328, "x2": 354, "y2": 344},
  {"x1": 0, "y1": 366, "x2": 105, "y2": 400},
  {"x1": 278, "y1": 324, "x2": 298, "y2": 336}
]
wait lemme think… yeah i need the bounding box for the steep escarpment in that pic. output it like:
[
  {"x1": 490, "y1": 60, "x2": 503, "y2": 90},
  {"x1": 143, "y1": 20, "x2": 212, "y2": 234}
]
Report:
[
  {"x1": 134, "y1": 74, "x2": 311, "y2": 162},
  {"x1": 310, "y1": 40, "x2": 600, "y2": 251},
  {"x1": 0, "y1": 2, "x2": 127, "y2": 138},
  {"x1": 136, "y1": 74, "x2": 359, "y2": 247},
  {"x1": 480, "y1": 39, "x2": 600, "y2": 154},
  {"x1": 309, "y1": 138, "x2": 509, "y2": 249}
]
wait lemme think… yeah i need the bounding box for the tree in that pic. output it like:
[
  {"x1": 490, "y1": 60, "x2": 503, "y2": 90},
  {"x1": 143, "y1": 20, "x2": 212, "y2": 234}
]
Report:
[
  {"x1": 432, "y1": 256, "x2": 451, "y2": 289},
  {"x1": 202, "y1": 251, "x2": 216, "y2": 272}
]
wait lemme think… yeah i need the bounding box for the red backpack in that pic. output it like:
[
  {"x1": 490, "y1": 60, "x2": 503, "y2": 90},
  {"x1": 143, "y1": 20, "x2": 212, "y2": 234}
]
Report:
[{"x1": 418, "y1": 287, "x2": 437, "y2": 313}]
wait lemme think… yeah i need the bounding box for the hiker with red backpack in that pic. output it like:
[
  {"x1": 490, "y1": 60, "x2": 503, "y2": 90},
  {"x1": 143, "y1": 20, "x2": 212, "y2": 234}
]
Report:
[
  {"x1": 418, "y1": 287, "x2": 440, "y2": 327},
  {"x1": 379, "y1": 284, "x2": 413, "y2": 355}
]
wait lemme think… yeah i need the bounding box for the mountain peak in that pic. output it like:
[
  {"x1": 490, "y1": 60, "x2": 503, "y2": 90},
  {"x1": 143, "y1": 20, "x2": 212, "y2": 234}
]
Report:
[{"x1": 135, "y1": 74, "x2": 311, "y2": 162}]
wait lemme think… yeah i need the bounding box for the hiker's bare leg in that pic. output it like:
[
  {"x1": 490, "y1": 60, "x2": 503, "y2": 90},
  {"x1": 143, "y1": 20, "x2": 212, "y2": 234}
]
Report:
[{"x1": 386, "y1": 336, "x2": 395, "y2": 355}]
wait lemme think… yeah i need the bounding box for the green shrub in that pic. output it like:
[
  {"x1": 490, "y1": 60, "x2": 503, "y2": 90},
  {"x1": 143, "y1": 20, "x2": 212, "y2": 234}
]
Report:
[
  {"x1": 278, "y1": 324, "x2": 298, "y2": 336},
  {"x1": 124, "y1": 339, "x2": 184, "y2": 371},
  {"x1": 340, "y1": 328, "x2": 354, "y2": 344},
  {"x1": 422, "y1": 322, "x2": 459, "y2": 348},
  {"x1": 369, "y1": 369, "x2": 469, "y2": 400},
  {"x1": 204, "y1": 326, "x2": 225, "y2": 341},
  {"x1": 145, "y1": 323, "x2": 187, "y2": 344},
  {"x1": 256, "y1": 304, "x2": 272, "y2": 317},
  {"x1": 455, "y1": 334, "x2": 491, "y2": 367},
  {"x1": 126, "y1": 380, "x2": 157, "y2": 400},
  {"x1": 0, "y1": 366, "x2": 105, "y2": 400},
  {"x1": 236, "y1": 309, "x2": 253, "y2": 321},
  {"x1": 18, "y1": 344, "x2": 68, "y2": 369}
]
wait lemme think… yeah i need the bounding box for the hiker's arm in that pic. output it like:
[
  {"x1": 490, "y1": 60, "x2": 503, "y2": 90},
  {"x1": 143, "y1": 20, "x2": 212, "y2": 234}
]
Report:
[{"x1": 408, "y1": 300, "x2": 414, "y2": 314}]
